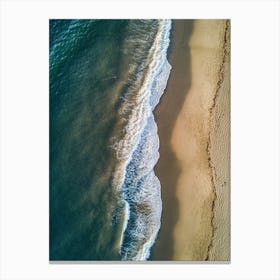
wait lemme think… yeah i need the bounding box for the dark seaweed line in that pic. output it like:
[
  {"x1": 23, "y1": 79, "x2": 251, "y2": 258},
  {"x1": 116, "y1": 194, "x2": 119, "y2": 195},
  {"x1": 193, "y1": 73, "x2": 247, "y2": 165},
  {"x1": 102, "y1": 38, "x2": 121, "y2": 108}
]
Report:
[{"x1": 205, "y1": 19, "x2": 230, "y2": 261}]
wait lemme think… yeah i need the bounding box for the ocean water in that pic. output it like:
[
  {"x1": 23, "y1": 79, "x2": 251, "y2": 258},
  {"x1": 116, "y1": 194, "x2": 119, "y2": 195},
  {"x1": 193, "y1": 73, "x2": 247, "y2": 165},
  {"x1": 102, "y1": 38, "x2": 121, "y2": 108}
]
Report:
[{"x1": 50, "y1": 19, "x2": 172, "y2": 261}]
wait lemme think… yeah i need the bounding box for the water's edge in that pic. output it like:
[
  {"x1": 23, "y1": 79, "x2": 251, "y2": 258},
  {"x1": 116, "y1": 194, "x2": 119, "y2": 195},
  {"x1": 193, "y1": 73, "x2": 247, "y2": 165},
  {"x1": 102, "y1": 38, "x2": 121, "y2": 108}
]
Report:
[{"x1": 111, "y1": 20, "x2": 172, "y2": 260}]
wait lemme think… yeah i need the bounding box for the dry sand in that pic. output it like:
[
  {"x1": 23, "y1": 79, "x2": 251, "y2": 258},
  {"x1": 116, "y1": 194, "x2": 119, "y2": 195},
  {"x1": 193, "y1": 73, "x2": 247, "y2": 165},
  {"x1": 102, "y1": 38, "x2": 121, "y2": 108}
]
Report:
[
  {"x1": 207, "y1": 21, "x2": 230, "y2": 260},
  {"x1": 171, "y1": 19, "x2": 230, "y2": 261}
]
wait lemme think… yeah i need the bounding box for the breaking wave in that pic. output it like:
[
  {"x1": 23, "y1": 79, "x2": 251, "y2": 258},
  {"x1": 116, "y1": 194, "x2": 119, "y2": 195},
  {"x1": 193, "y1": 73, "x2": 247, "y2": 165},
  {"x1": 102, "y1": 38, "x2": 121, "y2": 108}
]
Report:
[{"x1": 110, "y1": 19, "x2": 172, "y2": 260}]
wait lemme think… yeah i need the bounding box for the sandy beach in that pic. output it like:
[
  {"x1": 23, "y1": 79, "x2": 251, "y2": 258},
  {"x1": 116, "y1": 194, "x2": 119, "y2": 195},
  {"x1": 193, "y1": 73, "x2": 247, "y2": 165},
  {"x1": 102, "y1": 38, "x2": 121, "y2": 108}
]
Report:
[
  {"x1": 150, "y1": 20, "x2": 193, "y2": 260},
  {"x1": 152, "y1": 19, "x2": 230, "y2": 261}
]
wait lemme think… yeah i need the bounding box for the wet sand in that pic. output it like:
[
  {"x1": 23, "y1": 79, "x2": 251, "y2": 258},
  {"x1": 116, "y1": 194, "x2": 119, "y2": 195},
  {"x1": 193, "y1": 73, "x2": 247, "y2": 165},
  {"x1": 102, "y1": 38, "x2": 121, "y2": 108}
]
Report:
[
  {"x1": 150, "y1": 20, "x2": 193, "y2": 260},
  {"x1": 152, "y1": 19, "x2": 230, "y2": 261}
]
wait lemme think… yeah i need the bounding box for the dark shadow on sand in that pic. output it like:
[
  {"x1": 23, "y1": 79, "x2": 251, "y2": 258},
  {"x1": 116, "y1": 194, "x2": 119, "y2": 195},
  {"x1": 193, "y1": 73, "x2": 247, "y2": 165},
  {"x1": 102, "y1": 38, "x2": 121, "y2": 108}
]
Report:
[{"x1": 149, "y1": 20, "x2": 194, "y2": 260}]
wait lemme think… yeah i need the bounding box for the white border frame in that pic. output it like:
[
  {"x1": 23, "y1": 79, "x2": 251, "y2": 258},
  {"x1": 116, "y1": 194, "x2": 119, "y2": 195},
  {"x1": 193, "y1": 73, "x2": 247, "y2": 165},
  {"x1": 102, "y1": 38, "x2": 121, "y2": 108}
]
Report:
[{"x1": 1, "y1": 0, "x2": 279, "y2": 279}]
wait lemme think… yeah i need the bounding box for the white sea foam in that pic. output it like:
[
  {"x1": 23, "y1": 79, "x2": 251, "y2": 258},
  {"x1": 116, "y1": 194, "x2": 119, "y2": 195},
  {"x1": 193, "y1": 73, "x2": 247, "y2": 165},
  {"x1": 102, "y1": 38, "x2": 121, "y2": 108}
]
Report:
[
  {"x1": 110, "y1": 19, "x2": 172, "y2": 260},
  {"x1": 117, "y1": 200, "x2": 130, "y2": 251}
]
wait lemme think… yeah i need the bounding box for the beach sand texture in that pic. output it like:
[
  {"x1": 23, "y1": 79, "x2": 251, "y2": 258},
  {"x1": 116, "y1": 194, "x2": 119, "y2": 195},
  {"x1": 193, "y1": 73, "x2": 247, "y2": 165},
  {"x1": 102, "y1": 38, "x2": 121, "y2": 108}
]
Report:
[
  {"x1": 207, "y1": 20, "x2": 230, "y2": 261},
  {"x1": 171, "y1": 19, "x2": 230, "y2": 260},
  {"x1": 151, "y1": 20, "x2": 194, "y2": 260}
]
